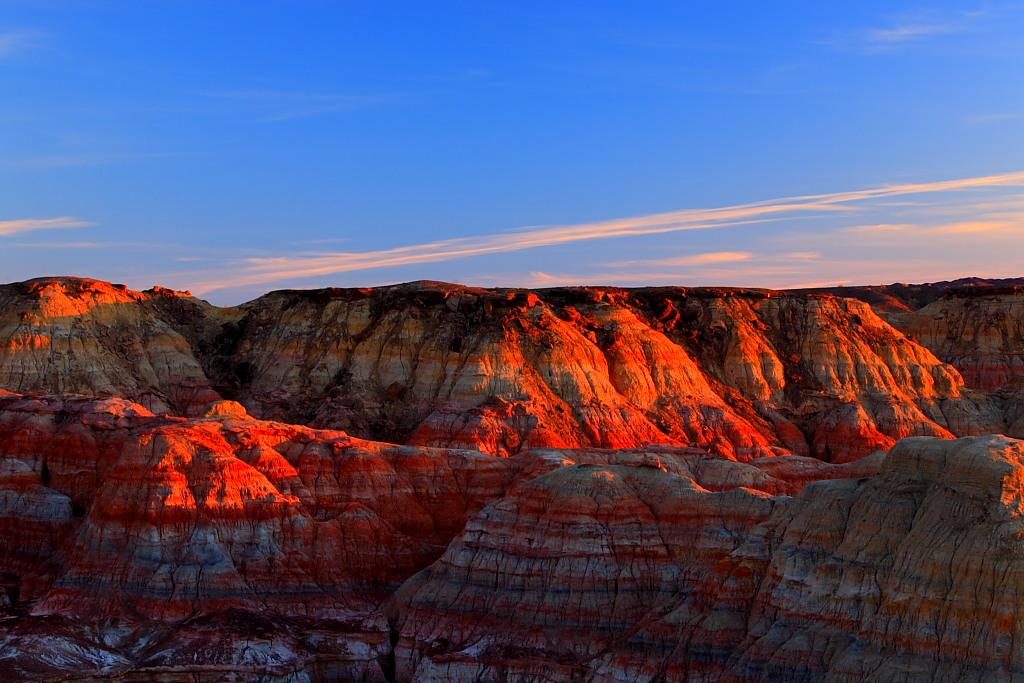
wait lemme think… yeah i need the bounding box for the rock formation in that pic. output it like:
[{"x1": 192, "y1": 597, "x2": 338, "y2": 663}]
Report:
[
  {"x1": 0, "y1": 277, "x2": 1005, "y2": 462},
  {"x1": 2, "y1": 275, "x2": 1024, "y2": 681},
  {"x1": 0, "y1": 391, "x2": 877, "y2": 680},
  {"x1": 0, "y1": 278, "x2": 232, "y2": 416},
  {"x1": 390, "y1": 435, "x2": 1024, "y2": 683}
]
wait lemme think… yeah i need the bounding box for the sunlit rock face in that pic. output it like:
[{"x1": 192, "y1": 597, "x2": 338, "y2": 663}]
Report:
[
  {"x1": 796, "y1": 279, "x2": 1024, "y2": 431},
  {"x1": 391, "y1": 435, "x2": 1024, "y2": 683},
  {"x1": 0, "y1": 277, "x2": 233, "y2": 416},
  {"x1": 0, "y1": 391, "x2": 880, "y2": 680},
  {"x1": 819, "y1": 282, "x2": 1024, "y2": 440},
  {"x1": 887, "y1": 288, "x2": 1024, "y2": 394},
  {"x1": 0, "y1": 392, "x2": 520, "y2": 680},
  {"x1": 0, "y1": 277, "x2": 1002, "y2": 463},
  {"x1": 223, "y1": 282, "x2": 993, "y2": 462},
  {"x1": 4, "y1": 276, "x2": 1024, "y2": 681}
]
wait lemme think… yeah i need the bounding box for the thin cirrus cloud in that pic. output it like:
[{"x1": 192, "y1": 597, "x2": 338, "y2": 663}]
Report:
[
  {"x1": 181, "y1": 171, "x2": 1024, "y2": 297},
  {"x1": 845, "y1": 220, "x2": 1020, "y2": 236},
  {"x1": 866, "y1": 22, "x2": 962, "y2": 46},
  {"x1": 605, "y1": 251, "x2": 755, "y2": 268},
  {"x1": 208, "y1": 90, "x2": 409, "y2": 122},
  {"x1": 0, "y1": 217, "x2": 94, "y2": 237},
  {"x1": 522, "y1": 262, "x2": 817, "y2": 289},
  {"x1": 828, "y1": 9, "x2": 982, "y2": 53},
  {"x1": 0, "y1": 30, "x2": 45, "y2": 57}
]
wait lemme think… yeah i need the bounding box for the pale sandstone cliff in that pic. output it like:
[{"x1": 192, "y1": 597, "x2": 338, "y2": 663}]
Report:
[
  {"x1": 887, "y1": 289, "x2": 1024, "y2": 395},
  {"x1": 230, "y1": 283, "x2": 996, "y2": 462},
  {"x1": 0, "y1": 278, "x2": 234, "y2": 415}
]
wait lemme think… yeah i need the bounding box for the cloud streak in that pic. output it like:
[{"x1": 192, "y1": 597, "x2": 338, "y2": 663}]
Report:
[
  {"x1": 0, "y1": 30, "x2": 44, "y2": 57},
  {"x1": 0, "y1": 217, "x2": 94, "y2": 237},
  {"x1": 866, "y1": 22, "x2": 961, "y2": 46},
  {"x1": 182, "y1": 171, "x2": 1024, "y2": 296},
  {"x1": 606, "y1": 251, "x2": 755, "y2": 268},
  {"x1": 208, "y1": 90, "x2": 409, "y2": 121},
  {"x1": 826, "y1": 9, "x2": 984, "y2": 54}
]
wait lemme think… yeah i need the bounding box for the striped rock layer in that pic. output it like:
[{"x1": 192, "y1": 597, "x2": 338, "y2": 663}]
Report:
[{"x1": 0, "y1": 277, "x2": 1011, "y2": 463}]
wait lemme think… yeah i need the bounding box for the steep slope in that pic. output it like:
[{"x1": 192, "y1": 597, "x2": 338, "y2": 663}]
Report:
[
  {"x1": 0, "y1": 277, "x2": 1000, "y2": 463},
  {"x1": 226, "y1": 283, "x2": 992, "y2": 462},
  {"x1": 0, "y1": 277, "x2": 233, "y2": 415},
  {"x1": 795, "y1": 280, "x2": 1024, "y2": 409},
  {"x1": 391, "y1": 435, "x2": 1024, "y2": 682},
  {"x1": 887, "y1": 288, "x2": 1024, "y2": 395},
  {"x1": 0, "y1": 391, "x2": 883, "y2": 680}
]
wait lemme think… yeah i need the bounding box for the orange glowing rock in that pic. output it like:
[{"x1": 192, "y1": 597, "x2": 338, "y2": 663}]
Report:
[{"x1": 0, "y1": 277, "x2": 1005, "y2": 462}]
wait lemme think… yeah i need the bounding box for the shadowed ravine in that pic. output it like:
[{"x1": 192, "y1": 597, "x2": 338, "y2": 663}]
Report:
[{"x1": 2, "y1": 276, "x2": 1024, "y2": 681}]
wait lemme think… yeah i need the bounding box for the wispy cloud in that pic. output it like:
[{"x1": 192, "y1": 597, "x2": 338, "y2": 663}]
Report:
[
  {"x1": 846, "y1": 223, "x2": 914, "y2": 233},
  {"x1": 179, "y1": 171, "x2": 1024, "y2": 296},
  {"x1": 0, "y1": 217, "x2": 94, "y2": 237},
  {"x1": 208, "y1": 90, "x2": 409, "y2": 121},
  {"x1": 12, "y1": 240, "x2": 175, "y2": 249},
  {"x1": 520, "y1": 262, "x2": 819, "y2": 289},
  {"x1": 845, "y1": 218, "x2": 1023, "y2": 237},
  {"x1": 607, "y1": 251, "x2": 754, "y2": 268},
  {"x1": 828, "y1": 9, "x2": 983, "y2": 53},
  {"x1": 1, "y1": 151, "x2": 199, "y2": 168},
  {"x1": 0, "y1": 30, "x2": 45, "y2": 57},
  {"x1": 966, "y1": 112, "x2": 1024, "y2": 126},
  {"x1": 865, "y1": 22, "x2": 962, "y2": 47},
  {"x1": 931, "y1": 220, "x2": 1019, "y2": 234}
]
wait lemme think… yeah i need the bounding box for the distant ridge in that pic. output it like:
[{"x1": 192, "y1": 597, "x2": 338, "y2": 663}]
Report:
[{"x1": 789, "y1": 276, "x2": 1024, "y2": 314}]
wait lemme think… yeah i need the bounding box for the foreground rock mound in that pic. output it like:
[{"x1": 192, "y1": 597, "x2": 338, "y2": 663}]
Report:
[
  {"x1": 1, "y1": 389, "x2": 1022, "y2": 681},
  {"x1": 391, "y1": 435, "x2": 1024, "y2": 682},
  {"x1": 0, "y1": 392, "x2": 879, "y2": 680}
]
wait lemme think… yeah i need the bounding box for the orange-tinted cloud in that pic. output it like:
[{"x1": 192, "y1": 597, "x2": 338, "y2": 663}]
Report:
[
  {"x1": 606, "y1": 251, "x2": 755, "y2": 268},
  {"x1": 0, "y1": 217, "x2": 94, "y2": 237},
  {"x1": 183, "y1": 171, "x2": 1024, "y2": 296}
]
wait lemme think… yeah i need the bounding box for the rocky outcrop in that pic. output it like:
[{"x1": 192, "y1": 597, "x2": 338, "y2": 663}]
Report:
[
  {"x1": 3, "y1": 397, "x2": 1024, "y2": 679},
  {"x1": 797, "y1": 278, "x2": 1024, "y2": 401},
  {"x1": 390, "y1": 435, "x2": 1024, "y2": 682},
  {"x1": 5, "y1": 276, "x2": 1024, "y2": 680},
  {"x1": 224, "y1": 283, "x2": 993, "y2": 462},
  {"x1": 0, "y1": 277, "x2": 1001, "y2": 463},
  {"x1": 389, "y1": 462, "x2": 782, "y2": 682},
  {"x1": 0, "y1": 277, "x2": 233, "y2": 415},
  {"x1": 888, "y1": 290, "x2": 1024, "y2": 395},
  {"x1": 0, "y1": 391, "x2": 885, "y2": 680}
]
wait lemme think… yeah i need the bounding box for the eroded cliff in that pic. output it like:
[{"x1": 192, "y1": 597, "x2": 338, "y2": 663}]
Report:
[
  {"x1": 0, "y1": 277, "x2": 1005, "y2": 463},
  {"x1": 390, "y1": 435, "x2": 1024, "y2": 683},
  {"x1": 0, "y1": 392, "x2": 876, "y2": 681},
  {"x1": 3, "y1": 276, "x2": 1024, "y2": 682}
]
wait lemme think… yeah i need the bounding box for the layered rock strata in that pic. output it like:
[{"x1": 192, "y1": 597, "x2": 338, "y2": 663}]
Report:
[
  {"x1": 3, "y1": 395, "x2": 1024, "y2": 680},
  {"x1": 0, "y1": 278, "x2": 233, "y2": 415},
  {"x1": 2, "y1": 277, "x2": 999, "y2": 462},
  {"x1": 391, "y1": 435, "x2": 1024, "y2": 683},
  {"x1": 888, "y1": 290, "x2": 1024, "y2": 395},
  {"x1": 0, "y1": 391, "x2": 882, "y2": 680},
  {"x1": 230, "y1": 283, "x2": 996, "y2": 462}
]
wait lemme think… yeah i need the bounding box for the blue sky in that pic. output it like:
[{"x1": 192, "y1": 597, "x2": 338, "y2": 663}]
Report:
[{"x1": 2, "y1": 1, "x2": 1023, "y2": 304}]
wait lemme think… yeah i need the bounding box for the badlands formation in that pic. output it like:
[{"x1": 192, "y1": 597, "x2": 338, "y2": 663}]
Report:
[{"x1": 1, "y1": 276, "x2": 1024, "y2": 681}]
